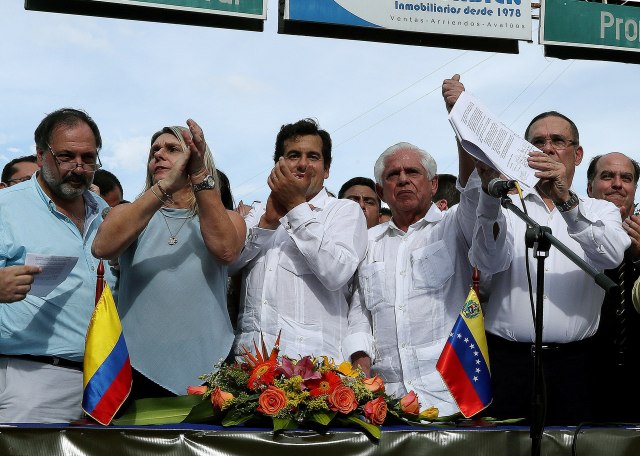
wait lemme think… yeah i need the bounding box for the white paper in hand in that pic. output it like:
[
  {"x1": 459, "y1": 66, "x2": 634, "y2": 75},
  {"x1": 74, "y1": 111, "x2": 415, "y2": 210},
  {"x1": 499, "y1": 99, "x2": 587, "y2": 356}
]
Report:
[
  {"x1": 448, "y1": 91, "x2": 539, "y2": 191},
  {"x1": 25, "y1": 253, "x2": 79, "y2": 297}
]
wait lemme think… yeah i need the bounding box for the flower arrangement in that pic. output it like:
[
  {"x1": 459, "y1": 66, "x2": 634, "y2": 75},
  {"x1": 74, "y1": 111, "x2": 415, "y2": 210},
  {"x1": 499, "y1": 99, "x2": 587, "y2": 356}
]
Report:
[{"x1": 184, "y1": 334, "x2": 439, "y2": 438}]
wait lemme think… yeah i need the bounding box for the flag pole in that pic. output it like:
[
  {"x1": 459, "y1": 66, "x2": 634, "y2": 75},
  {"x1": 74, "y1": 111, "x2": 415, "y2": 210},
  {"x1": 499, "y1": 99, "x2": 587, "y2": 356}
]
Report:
[
  {"x1": 472, "y1": 266, "x2": 480, "y2": 297},
  {"x1": 95, "y1": 259, "x2": 104, "y2": 306}
]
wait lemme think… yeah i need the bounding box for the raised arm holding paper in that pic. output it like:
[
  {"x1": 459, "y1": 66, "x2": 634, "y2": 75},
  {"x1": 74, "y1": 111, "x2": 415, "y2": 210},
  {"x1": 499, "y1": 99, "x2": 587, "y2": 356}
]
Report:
[{"x1": 460, "y1": 97, "x2": 630, "y2": 424}]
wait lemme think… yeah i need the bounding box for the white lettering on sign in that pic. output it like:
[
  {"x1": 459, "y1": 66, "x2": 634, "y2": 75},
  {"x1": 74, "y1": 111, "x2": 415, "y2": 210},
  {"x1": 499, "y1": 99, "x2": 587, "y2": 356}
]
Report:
[{"x1": 601, "y1": 11, "x2": 640, "y2": 42}]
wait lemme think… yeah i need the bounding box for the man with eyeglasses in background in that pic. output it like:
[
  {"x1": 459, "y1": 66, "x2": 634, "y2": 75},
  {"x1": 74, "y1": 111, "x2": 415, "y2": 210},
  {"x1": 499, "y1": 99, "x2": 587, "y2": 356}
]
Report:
[
  {"x1": 0, "y1": 108, "x2": 116, "y2": 423},
  {"x1": 473, "y1": 110, "x2": 630, "y2": 424},
  {"x1": 0, "y1": 155, "x2": 39, "y2": 189}
]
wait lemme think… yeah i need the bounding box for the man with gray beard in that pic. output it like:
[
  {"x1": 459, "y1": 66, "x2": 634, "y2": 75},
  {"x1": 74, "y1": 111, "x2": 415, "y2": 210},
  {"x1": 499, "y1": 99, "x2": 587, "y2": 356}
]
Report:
[{"x1": 0, "y1": 108, "x2": 116, "y2": 423}]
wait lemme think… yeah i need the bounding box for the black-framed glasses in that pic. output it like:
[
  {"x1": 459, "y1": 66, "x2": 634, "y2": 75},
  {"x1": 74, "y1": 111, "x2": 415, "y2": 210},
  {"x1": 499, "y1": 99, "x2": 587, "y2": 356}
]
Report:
[
  {"x1": 47, "y1": 145, "x2": 102, "y2": 171},
  {"x1": 531, "y1": 136, "x2": 576, "y2": 151},
  {"x1": 6, "y1": 175, "x2": 32, "y2": 186}
]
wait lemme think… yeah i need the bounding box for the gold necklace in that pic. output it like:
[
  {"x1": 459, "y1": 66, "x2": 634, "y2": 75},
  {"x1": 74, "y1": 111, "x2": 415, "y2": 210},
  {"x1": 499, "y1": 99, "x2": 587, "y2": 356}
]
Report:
[{"x1": 160, "y1": 209, "x2": 195, "y2": 245}]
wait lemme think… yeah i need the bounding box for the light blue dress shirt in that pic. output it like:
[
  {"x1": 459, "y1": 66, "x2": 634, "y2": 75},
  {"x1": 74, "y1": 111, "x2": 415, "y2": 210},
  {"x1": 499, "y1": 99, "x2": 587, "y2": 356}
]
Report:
[{"x1": 0, "y1": 175, "x2": 114, "y2": 361}]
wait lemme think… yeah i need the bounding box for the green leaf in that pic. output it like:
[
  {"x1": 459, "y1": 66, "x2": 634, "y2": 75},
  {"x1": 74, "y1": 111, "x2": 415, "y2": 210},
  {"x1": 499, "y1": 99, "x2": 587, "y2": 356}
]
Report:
[
  {"x1": 183, "y1": 399, "x2": 216, "y2": 423},
  {"x1": 221, "y1": 409, "x2": 253, "y2": 426},
  {"x1": 272, "y1": 417, "x2": 298, "y2": 431},
  {"x1": 309, "y1": 411, "x2": 336, "y2": 426},
  {"x1": 113, "y1": 395, "x2": 204, "y2": 425},
  {"x1": 343, "y1": 415, "x2": 381, "y2": 440}
]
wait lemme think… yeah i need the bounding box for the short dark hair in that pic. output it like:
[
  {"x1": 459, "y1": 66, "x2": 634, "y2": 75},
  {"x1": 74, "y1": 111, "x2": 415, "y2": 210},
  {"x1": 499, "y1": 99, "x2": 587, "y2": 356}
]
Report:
[
  {"x1": 2, "y1": 155, "x2": 37, "y2": 183},
  {"x1": 92, "y1": 169, "x2": 123, "y2": 196},
  {"x1": 338, "y1": 177, "x2": 376, "y2": 197},
  {"x1": 379, "y1": 207, "x2": 392, "y2": 217},
  {"x1": 524, "y1": 111, "x2": 579, "y2": 145},
  {"x1": 34, "y1": 108, "x2": 102, "y2": 152},
  {"x1": 432, "y1": 174, "x2": 460, "y2": 207},
  {"x1": 274, "y1": 118, "x2": 332, "y2": 168},
  {"x1": 217, "y1": 170, "x2": 235, "y2": 211},
  {"x1": 587, "y1": 153, "x2": 640, "y2": 186}
]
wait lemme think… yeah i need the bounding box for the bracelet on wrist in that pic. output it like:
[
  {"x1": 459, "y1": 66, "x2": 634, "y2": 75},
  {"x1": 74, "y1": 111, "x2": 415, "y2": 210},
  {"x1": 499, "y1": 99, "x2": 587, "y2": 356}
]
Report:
[
  {"x1": 150, "y1": 186, "x2": 168, "y2": 204},
  {"x1": 156, "y1": 181, "x2": 175, "y2": 204}
]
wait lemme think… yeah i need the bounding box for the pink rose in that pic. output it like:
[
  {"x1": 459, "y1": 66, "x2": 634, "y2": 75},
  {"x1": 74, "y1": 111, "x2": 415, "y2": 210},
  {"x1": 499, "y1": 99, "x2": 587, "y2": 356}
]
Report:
[
  {"x1": 187, "y1": 385, "x2": 208, "y2": 395},
  {"x1": 211, "y1": 386, "x2": 234, "y2": 410},
  {"x1": 327, "y1": 384, "x2": 358, "y2": 414},
  {"x1": 363, "y1": 375, "x2": 385, "y2": 393},
  {"x1": 257, "y1": 386, "x2": 288, "y2": 416},
  {"x1": 400, "y1": 391, "x2": 420, "y2": 415},
  {"x1": 363, "y1": 396, "x2": 387, "y2": 425}
]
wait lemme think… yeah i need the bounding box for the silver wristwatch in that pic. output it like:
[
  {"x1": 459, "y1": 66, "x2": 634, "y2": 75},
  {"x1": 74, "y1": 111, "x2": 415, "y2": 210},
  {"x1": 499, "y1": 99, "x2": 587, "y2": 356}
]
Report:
[
  {"x1": 192, "y1": 174, "x2": 216, "y2": 193},
  {"x1": 554, "y1": 191, "x2": 579, "y2": 213}
]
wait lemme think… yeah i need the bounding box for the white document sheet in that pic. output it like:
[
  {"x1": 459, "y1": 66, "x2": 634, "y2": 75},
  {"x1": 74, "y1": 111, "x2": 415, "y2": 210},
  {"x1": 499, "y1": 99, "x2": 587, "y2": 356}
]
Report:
[
  {"x1": 25, "y1": 253, "x2": 78, "y2": 298},
  {"x1": 449, "y1": 91, "x2": 539, "y2": 191}
]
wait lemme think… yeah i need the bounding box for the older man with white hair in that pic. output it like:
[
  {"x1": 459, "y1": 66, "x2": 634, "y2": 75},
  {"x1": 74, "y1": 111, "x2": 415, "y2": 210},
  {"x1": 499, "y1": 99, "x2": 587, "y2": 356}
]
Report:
[
  {"x1": 344, "y1": 74, "x2": 513, "y2": 415},
  {"x1": 344, "y1": 131, "x2": 507, "y2": 414}
]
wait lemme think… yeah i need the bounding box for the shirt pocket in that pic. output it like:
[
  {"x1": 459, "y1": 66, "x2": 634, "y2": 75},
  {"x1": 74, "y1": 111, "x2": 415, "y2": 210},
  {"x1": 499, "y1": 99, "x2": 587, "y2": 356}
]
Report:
[
  {"x1": 278, "y1": 247, "x2": 313, "y2": 276},
  {"x1": 359, "y1": 262, "x2": 387, "y2": 312},
  {"x1": 415, "y1": 341, "x2": 448, "y2": 395},
  {"x1": 410, "y1": 241, "x2": 454, "y2": 290},
  {"x1": 278, "y1": 316, "x2": 323, "y2": 359}
]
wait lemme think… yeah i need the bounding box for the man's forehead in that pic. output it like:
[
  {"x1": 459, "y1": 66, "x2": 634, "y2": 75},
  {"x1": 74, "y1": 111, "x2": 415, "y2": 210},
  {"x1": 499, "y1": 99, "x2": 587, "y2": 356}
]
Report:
[
  {"x1": 385, "y1": 149, "x2": 424, "y2": 168},
  {"x1": 50, "y1": 121, "x2": 97, "y2": 147},
  {"x1": 596, "y1": 153, "x2": 635, "y2": 175},
  {"x1": 344, "y1": 185, "x2": 377, "y2": 197},
  {"x1": 284, "y1": 134, "x2": 323, "y2": 151},
  {"x1": 528, "y1": 115, "x2": 573, "y2": 138}
]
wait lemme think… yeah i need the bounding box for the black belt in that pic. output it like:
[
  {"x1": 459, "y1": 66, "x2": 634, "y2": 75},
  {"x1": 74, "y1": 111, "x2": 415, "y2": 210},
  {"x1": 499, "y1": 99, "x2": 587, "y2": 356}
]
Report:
[
  {"x1": 486, "y1": 332, "x2": 595, "y2": 357},
  {"x1": 2, "y1": 354, "x2": 83, "y2": 371}
]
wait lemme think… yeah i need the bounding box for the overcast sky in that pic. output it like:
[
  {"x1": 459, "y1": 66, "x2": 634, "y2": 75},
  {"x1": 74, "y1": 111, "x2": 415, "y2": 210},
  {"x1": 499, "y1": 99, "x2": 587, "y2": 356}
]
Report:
[{"x1": 1, "y1": 1, "x2": 638, "y2": 204}]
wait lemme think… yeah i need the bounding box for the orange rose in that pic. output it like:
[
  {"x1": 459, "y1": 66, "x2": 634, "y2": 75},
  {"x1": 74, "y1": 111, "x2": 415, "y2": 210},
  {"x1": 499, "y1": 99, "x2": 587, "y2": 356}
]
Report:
[
  {"x1": 327, "y1": 384, "x2": 358, "y2": 414},
  {"x1": 400, "y1": 391, "x2": 420, "y2": 415},
  {"x1": 363, "y1": 396, "x2": 387, "y2": 425},
  {"x1": 363, "y1": 375, "x2": 385, "y2": 393},
  {"x1": 257, "y1": 386, "x2": 287, "y2": 416},
  {"x1": 211, "y1": 386, "x2": 234, "y2": 410},
  {"x1": 187, "y1": 385, "x2": 208, "y2": 395}
]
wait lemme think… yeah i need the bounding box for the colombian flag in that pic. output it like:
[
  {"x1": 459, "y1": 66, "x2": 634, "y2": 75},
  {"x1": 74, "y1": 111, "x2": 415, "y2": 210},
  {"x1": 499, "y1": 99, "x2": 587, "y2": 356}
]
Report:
[
  {"x1": 436, "y1": 288, "x2": 492, "y2": 418},
  {"x1": 82, "y1": 282, "x2": 132, "y2": 425}
]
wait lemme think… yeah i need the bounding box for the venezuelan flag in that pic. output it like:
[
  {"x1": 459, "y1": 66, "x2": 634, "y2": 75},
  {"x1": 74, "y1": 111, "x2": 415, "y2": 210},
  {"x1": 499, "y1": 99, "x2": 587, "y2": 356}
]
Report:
[
  {"x1": 82, "y1": 282, "x2": 132, "y2": 425},
  {"x1": 436, "y1": 288, "x2": 492, "y2": 418}
]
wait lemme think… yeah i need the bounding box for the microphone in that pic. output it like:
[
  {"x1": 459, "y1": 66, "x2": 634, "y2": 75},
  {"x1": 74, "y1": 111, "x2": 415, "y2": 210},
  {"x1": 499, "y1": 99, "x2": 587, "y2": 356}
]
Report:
[{"x1": 487, "y1": 178, "x2": 517, "y2": 198}]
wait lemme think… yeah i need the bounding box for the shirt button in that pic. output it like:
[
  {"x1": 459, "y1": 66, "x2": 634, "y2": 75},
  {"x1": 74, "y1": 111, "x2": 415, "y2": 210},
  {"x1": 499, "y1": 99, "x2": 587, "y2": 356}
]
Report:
[
  {"x1": 543, "y1": 295, "x2": 547, "y2": 300},
  {"x1": 263, "y1": 300, "x2": 268, "y2": 305},
  {"x1": 401, "y1": 343, "x2": 406, "y2": 348},
  {"x1": 268, "y1": 268, "x2": 273, "y2": 271},
  {"x1": 400, "y1": 271, "x2": 406, "y2": 276}
]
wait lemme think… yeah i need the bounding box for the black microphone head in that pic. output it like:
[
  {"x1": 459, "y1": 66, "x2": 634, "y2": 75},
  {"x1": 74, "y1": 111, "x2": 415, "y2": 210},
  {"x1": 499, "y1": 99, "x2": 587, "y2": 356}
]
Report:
[{"x1": 487, "y1": 179, "x2": 517, "y2": 198}]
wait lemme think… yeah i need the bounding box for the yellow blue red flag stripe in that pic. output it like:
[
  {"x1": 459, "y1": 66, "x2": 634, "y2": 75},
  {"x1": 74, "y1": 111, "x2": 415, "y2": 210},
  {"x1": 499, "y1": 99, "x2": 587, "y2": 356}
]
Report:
[
  {"x1": 436, "y1": 288, "x2": 492, "y2": 418},
  {"x1": 82, "y1": 283, "x2": 132, "y2": 425}
]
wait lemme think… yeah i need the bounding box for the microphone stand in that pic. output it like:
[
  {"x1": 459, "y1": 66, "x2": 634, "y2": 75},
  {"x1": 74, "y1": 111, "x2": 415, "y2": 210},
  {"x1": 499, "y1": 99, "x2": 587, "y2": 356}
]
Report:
[{"x1": 497, "y1": 194, "x2": 616, "y2": 456}]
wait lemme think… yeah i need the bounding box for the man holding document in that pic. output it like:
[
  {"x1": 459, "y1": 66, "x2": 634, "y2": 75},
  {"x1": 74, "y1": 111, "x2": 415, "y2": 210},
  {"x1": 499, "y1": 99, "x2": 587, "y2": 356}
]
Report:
[
  {"x1": 449, "y1": 93, "x2": 630, "y2": 424},
  {"x1": 0, "y1": 108, "x2": 114, "y2": 423}
]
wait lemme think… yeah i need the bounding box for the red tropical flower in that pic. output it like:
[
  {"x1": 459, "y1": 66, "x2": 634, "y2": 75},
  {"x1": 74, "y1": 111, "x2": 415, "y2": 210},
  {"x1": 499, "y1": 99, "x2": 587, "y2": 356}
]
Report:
[
  {"x1": 306, "y1": 371, "x2": 342, "y2": 397},
  {"x1": 247, "y1": 360, "x2": 277, "y2": 390}
]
